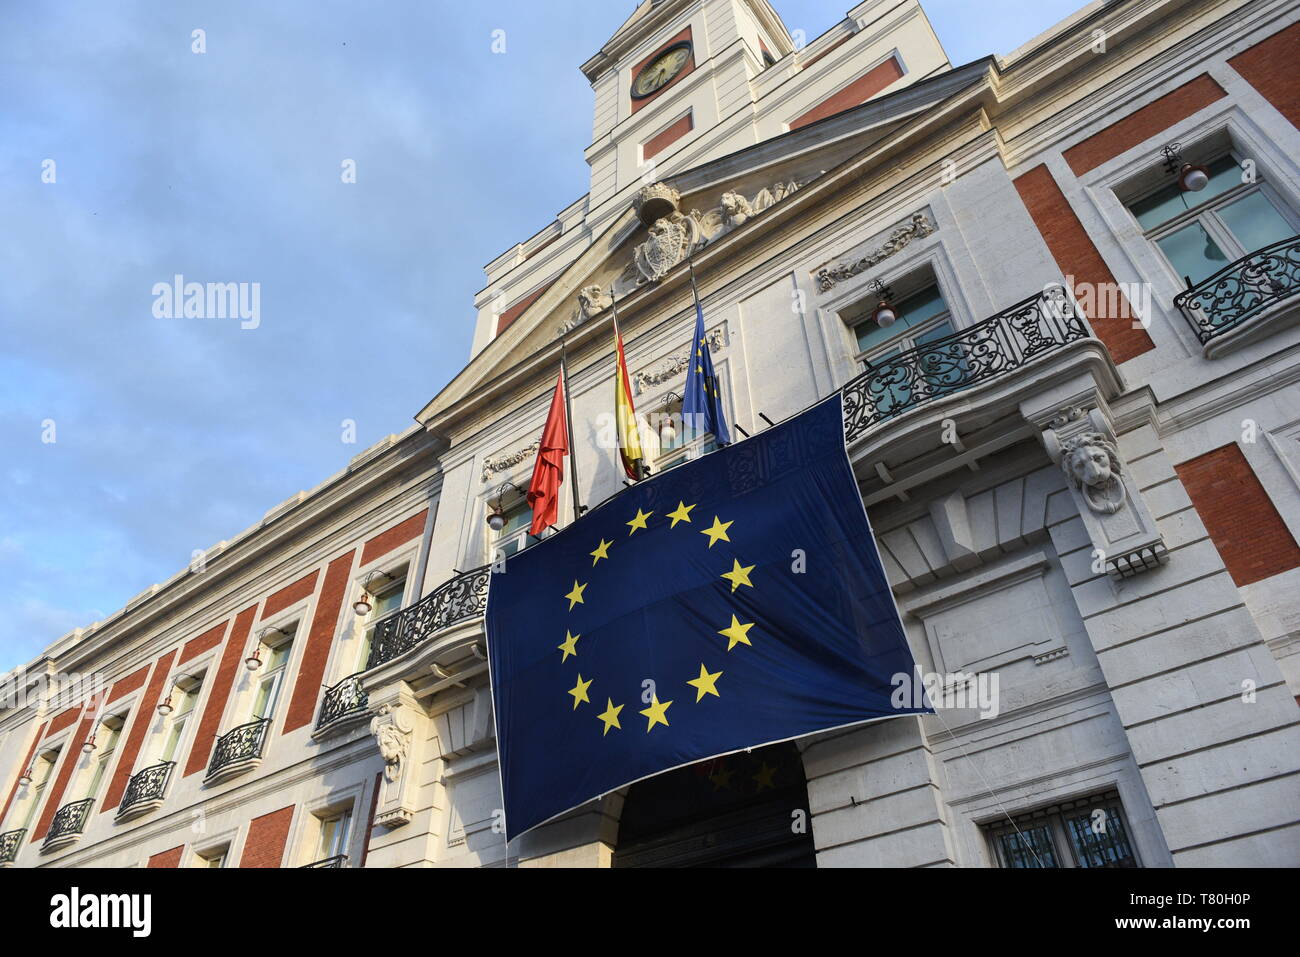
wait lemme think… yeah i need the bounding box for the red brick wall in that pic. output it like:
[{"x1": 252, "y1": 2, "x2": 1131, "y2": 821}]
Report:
[
  {"x1": 1013, "y1": 164, "x2": 1156, "y2": 363},
  {"x1": 0, "y1": 721, "x2": 46, "y2": 825},
  {"x1": 106, "y1": 664, "x2": 151, "y2": 704},
  {"x1": 1063, "y1": 74, "x2": 1227, "y2": 176},
  {"x1": 281, "y1": 551, "x2": 355, "y2": 734},
  {"x1": 1175, "y1": 444, "x2": 1300, "y2": 587},
  {"x1": 46, "y1": 707, "x2": 81, "y2": 737},
  {"x1": 643, "y1": 111, "x2": 694, "y2": 161},
  {"x1": 360, "y1": 510, "x2": 429, "y2": 566},
  {"x1": 31, "y1": 707, "x2": 93, "y2": 842},
  {"x1": 495, "y1": 282, "x2": 554, "y2": 336},
  {"x1": 184, "y1": 606, "x2": 258, "y2": 778},
  {"x1": 239, "y1": 805, "x2": 295, "y2": 867},
  {"x1": 261, "y1": 571, "x2": 320, "y2": 620},
  {"x1": 1229, "y1": 22, "x2": 1300, "y2": 128},
  {"x1": 179, "y1": 620, "x2": 229, "y2": 664},
  {"x1": 101, "y1": 650, "x2": 176, "y2": 814},
  {"x1": 789, "y1": 56, "x2": 904, "y2": 131},
  {"x1": 631, "y1": 27, "x2": 696, "y2": 114},
  {"x1": 148, "y1": 845, "x2": 185, "y2": 868}
]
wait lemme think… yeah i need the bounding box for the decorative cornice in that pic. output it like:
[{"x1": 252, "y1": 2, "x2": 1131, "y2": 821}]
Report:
[
  {"x1": 815, "y1": 212, "x2": 937, "y2": 292},
  {"x1": 632, "y1": 325, "x2": 726, "y2": 394},
  {"x1": 481, "y1": 440, "x2": 540, "y2": 483}
]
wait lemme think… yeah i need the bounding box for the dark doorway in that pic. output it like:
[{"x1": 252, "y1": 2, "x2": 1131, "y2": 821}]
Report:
[{"x1": 612, "y1": 741, "x2": 816, "y2": 868}]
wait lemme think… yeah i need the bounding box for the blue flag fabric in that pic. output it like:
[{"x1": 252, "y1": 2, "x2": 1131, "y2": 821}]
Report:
[
  {"x1": 485, "y1": 393, "x2": 929, "y2": 840},
  {"x1": 681, "y1": 299, "x2": 731, "y2": 446}
]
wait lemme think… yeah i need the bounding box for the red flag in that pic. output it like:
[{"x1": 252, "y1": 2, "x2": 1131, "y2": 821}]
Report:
[{"x1": 527, "y1": 372, "x2": 568, "y2": 536}]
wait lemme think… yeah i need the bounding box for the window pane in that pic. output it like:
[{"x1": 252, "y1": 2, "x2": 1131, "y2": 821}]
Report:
[
  {"x1": 1065, "y1": 808, "x2": 1137, "y2": 868},
  {"x1": 1130, "y1": 155, "x2": 1241, "y2": 230},
  {"x1": 1217, "y1": 190, "x2": 1294, "y2": 255},
  {"x1": 996, "y1": 825, "x2": 1059, "y2": 868},
  {"x1": 854, "y1": 283, "x2": 948, "y2": 352},
  {"x1": 1156, "y1": 222, "x2": 1230, "y2": 285},
  {"x1": 370, "y1": 586, "x2": 404, "y2": 620}
]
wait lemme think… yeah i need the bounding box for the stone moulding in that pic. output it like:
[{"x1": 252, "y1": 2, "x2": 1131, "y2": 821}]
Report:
[
  {"x1": 815, "y1": 212, "x2": 937, "y2": 292},
  {"x1": 482, "y1": 440, "x2": 540, "y2": 483}
]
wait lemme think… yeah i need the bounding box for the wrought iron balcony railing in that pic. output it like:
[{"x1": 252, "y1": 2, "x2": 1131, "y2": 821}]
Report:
[
  {"x1": 206, "y1": 718, "x2": 270, "y2": 780},
  {"x1": 301, "y1": 854, "x2": 349, "y2": 868},
  {"x1": 842, "y1": 285, "x2": 1089, "y2": 442},
  {"x1": 117, "y1": 761, "x2": 176, "y2": 818},
  {"x1": 316, "y1": 673, "x2": 369, "y2": 730},
  {"x1": 366, "y1": 566, "x2": 491, "y2": 670},
  {"x1": 43, "y1": 799, "x2": 94, "y2": 849},
  {"x1": 1173, "y1": 234, "x2": 1300, "y2": 345},
  {"x1": 0, "y1": 828, "x2": 24, "y2": 864}
]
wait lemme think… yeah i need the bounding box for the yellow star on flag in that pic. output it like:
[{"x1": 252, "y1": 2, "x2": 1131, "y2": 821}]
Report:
[
  {"x1": 700, "y1": 516, "x2": 733, "y2": 548},
  {"x1": 639, "y1": 693, "x2": 672, "y2": 731},
  {"x1": 597, "y1": 699, "x2": 623, "y2": 735},
  {"x1": 709, "y1": 764, "x2": 734, "y2": 790},
  {"x1": 666, "y1": 501, "x2": 696, "y2": 528},
  {"x1": 627, "y1": 508, "x2": 653, "y2": 535},
  {"x1": 568, "y1": 674, "x2": 592, "y2": 710},
  {"x1": 565, "y1": 580, "x2": 587, "y2": 610},
  {"x1": 686, "y1": 663, "x2": 723, "y2": 702},
  {"x1": 721, "y1": 559, "x2": 755, "y2": 592},
  {"x1": 718, "y1": 615, "x2": 755, "y2": 650},
  {"x1": 753, "y1": 762, "x2": 777, "y2": 791},
  {"x1": 590, "y1": 539, "x2": 612, "y2": 565},
  {"x1": 557, "y1": 630, "x2": 580, "y2": 661}
]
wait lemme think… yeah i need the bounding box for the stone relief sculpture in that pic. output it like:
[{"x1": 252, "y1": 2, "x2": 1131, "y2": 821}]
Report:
[
  {"x1": 370, "y1": 704, "x2": 411, "y2": 786},
  {"x1": 563, "y1": 285, "x2": 614, "y2": 333},
  {"x1": 1058, "y1": 432, "x2": 1127, "y2": 515},
  {"x1": 631, "y1": 325, "x2": 726, "y2": 393},
  {"x1": 816, "y1": 213, "x2": 937, "y2": 292},
  {"x1": 634, "y1": 211, "x2": 702, "y2": 283},
  {"x1": 482, "y1": 440, "x2": 539, "y2": 482}
]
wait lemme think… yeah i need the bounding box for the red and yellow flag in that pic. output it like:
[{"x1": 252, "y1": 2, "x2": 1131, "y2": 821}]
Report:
[{"x1": 614, "y1": 319, "x2": 645, "y2": 480}]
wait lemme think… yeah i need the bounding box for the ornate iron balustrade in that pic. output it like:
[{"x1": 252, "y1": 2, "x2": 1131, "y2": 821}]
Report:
[
  {"x1": 44, "y1": 799, "x2": 94, "y2": 848},
  {"x1": 1173, "y1": 234, "x2": 1300, "y2": 345},
  {"x1": 118, "y1": 761, "x2": 175, "y2": 817},
  {"x1": 0, "y1": 828, "x2": 24, "y2": 864},
  {"x1": 366, "y1": 566, "x2": 491, "y2": 670},
  {"x1": 317, "y1": 673, "x2": 369, "y2": 730},
  {"x1": 207, "y1": 718, "x2": 270, "y2": 779},
  {"x1": 842, "y1": 285, "x2": 1089, "y2": 442},
  {"x1": 301, "y1": 855, "x2": 349, "y2": 868}
]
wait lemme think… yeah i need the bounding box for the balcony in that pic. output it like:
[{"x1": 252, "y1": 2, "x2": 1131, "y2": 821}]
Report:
[
  {"x1": 0, "y1": 828, "x2": 24, "y2": 866},
  {"x1": 301, "y1": 855, "x2": 349, "y2": 868},
  {"x1": 205, "y1": 718, "x2": 270, "y2": 784},
  {"x1": 314, "y1": 672, "x2": 369, "y2": 737},
  {"x1": 366, "y1": 566, "x2": 491, "y2": 670},
  {"x1": 842, "y1": 285, "x2": 1090, "y2": 443},
  {"x1": 43, "y1": 799, "x2": 94, "y2": 852},
  {"x1": 117, "y1": 761, "x2": 176, "y2": 822},
  {"x1": 1174, "y1": 235, "x2": 1300, "y2": 356}
]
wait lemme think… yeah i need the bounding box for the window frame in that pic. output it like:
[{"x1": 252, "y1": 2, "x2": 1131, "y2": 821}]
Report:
[{"x1": 984, "y1": 790, "x2": 1141, "y2": 869}]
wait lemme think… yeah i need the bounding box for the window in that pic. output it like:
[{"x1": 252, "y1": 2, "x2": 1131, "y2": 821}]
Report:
[
  {"x1": 20, "y1": 749, "x2": 59, "y2": 831},
  {"x1": 648, "y1": 395, "x2": 717, "y2": 472},
  {"x1": 84, "y1": 716, "x2": 125, "y2": 800},
  {"x1": 492, "y1": 501, "x2": 542, "y2": 560},
  {"x1": 1128, "y1": 153, "x2": 1298, "y2": 289},
  {"x1": 314, "y1": 808, "x2": 353, "y2": 865},
  {"x1": 194, "y1": 845, "x2": 228, "y2": 868},
  {"x1": 356, "y1": 569, "x2": 407, "y2": 671},
  {"x1": 160, "y1": 673, "x2": 203, "y2": 763},
  {"x1": 985, "y1": 791, "x2": 1139, "y2": 868},
  {"x1": 251, "y1": 627, "x2": 296, "y2": 722}
]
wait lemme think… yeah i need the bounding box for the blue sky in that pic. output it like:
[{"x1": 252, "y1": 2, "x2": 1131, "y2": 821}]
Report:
[{"x1": 0, "y1": 0, "x2": 1087, "y2": 672}]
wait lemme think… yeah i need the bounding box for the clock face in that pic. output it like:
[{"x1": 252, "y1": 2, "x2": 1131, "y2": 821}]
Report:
[{"x1": 632, "y1": 43, "x2": 692, "y2": 99}]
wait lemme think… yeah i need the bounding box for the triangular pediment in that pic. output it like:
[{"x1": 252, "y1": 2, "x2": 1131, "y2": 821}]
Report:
[{"x1": 417, "y1": 58, "x2": 994, "y2": 438}]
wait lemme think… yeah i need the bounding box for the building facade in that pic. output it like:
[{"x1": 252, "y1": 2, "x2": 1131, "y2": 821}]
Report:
[{"x1": 2, "y1": 0, "x2": 1299, "y2": 869}]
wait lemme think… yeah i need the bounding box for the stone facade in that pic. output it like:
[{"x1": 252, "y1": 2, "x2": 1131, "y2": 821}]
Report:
[{"x1": 2, "y1": 0, "x2": 1299, "y2": 868}]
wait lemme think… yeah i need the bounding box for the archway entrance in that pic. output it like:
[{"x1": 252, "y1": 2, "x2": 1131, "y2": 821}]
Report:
[{"x1": 612, "y1": 741, "x2": 816, "y2": 868}]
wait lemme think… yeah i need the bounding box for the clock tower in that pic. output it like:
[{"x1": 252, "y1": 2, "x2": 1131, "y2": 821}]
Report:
[{"x1": 580, "y1": 0, "x2": 796, "y2": 222}]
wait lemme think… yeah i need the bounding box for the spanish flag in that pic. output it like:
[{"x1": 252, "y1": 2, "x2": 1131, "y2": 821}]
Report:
[{"x1": 614, "y1": 317, "x2": 646, "y2": 480}]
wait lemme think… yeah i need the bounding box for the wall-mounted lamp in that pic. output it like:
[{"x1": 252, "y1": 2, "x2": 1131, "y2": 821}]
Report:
[
  {"x1": 82, "y1": 736, "x2": 97, "y2": 755},
  {"x1": 485, "y1": 480, "x2": 526, "y2": 532},
  {"x1": 1161, "y1": 143, "x2": 1209, "y2": 192},
  {"x1": 659, "y1": 392, "x2": 684, "y2": 446},
  {"x1": 17, "y1": 767, "x2": 32, "y2": 787},
  {"x1": 352, "y1": 571, "x2": 396, "y2": 617},
  {"x1": 157, "y1": 694, "x2": 174, "y2": 717},
  {"x1": 868, "y1": 279, "x2": 897, "y2": 328}
]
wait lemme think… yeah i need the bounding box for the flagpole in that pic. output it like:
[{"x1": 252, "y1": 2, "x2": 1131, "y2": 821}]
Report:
[{"x1": 559, "y1": 334, "x2": 583, "y2": 522}]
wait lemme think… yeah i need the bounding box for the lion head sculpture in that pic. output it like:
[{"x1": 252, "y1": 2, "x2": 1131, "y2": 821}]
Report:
[{"x1": 1059, "y1": 432, "x2": 1126, "y2": 515}]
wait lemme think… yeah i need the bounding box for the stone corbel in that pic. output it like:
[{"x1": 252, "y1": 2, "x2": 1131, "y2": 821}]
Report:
[
  {"x1": 367, "y1": 684, "x2": 425, "y2": 830},
  {"x1": 1038, "y1": 404, "x2": 1168, "y2": 579}
]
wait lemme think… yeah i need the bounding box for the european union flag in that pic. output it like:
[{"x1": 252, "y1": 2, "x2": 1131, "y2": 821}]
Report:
[
  {"x1": 681, "y1": 297, "x2": 730, "y2": 446},
  {"x1": 486, "y1": 394, "x2": 929, "y2": 840}
]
